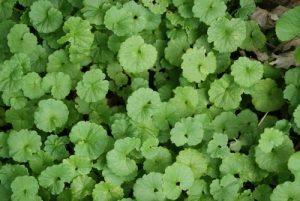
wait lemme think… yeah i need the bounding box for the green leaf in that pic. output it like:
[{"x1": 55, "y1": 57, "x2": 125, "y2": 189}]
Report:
[
  {"x1": 162, "y1": 162, "x2": 194, "y2": 200},
  {"x1": 82, "y1": 0, "x2": 111, "y2": 25},
  {"x1": 176, "y1": 149, "x2": 207, "y2": 179},
  {"x1": 250, "y1": 79, "x2": 284, "y2": 112},
  {"x1": 0, "y1": 164, "x2": 28, "y2": 190},
  {"x1": 7, "y1": 129, "x2": 41, "y2": 162},
  {"x1": 70, "y1": 121, "x2": 109, "y2": 160},
  {"x1": 11, "y1": 176, "x2": 39, "y2": 201},
  {"x1": 207, "y1": 18, "x2": 246, "y2": 52},
  {"x1": 76, "y1": 69, "x2": 109, "y2": 103},
  {"x1": 231, "y1": 57, "x2": 264, "y2": 88},
  {"x1": 118, "y1": 35, "x2": 157, "y2": 74},
  {"x1": 210, "y1": 175, "x2": 242, "y2": 201},
  {"x1": 181, "y1": 47, "x2": 217, "y2": 83},
  {"x1": 38, "y1": 164, "x2": 75, "y2": 195},
  {"x1": 270, "y1": 182, "x2": 300, "y2": 201},
  {"x1": 126, "y1": 88, "x2": 161, "y2": 123},
  {"x1": 58, "y1": 17, "x2": 94, "y2": 64},
  {"x1": 192, "y1": 0, "x2": 227, "y2": 25},
  {"x1": 170, "y1": 116, "x2": 204, "y2": 147},
  {"x1": 21, "y1": 72, "x2": 45, "y2": 99},
  {"x1": 241, "y1": 21, "x2": 266, "y2": 51},
  {"x1": 106, "y1": 137, "x2": 141, "y2": 177},
  {"x1": 34, "y1": 99, "x2": 69, "y2": 132},
  {"x1": 44, "y1": 135, "x2": 69, "y2": 161},
  {"x1": 276, "y1": 6, "x2": 300, "y2": 41},
  {"x1": 92, "y1": 182, "x2": 123, "y2": 201},
  {"x1": 29, "y1": 0, "x2": 63, "y2": 33},
  {"x1": 0, "y1": 0, "x2": 16, "y2": 21},
  {"x1": 133, "y1": 172, "x2": 165, "y2": 201},
  {"x1": 42, "y1": 72, "x2": 72, "y2": 99},
  {"x1": 70, "y1": 175, "x2": 95, "y2": 199},
  {"x1": 208, "y1": 74, "x2": 244, "y2": 110},
  {"x1": 7, "y1": 24, "x2": 37, "y2": 54}
]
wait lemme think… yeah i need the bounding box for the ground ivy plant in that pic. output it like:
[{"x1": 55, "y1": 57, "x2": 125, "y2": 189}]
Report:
[{"x1": 0, "y1": 0, "x2": 300, "y2": 200}]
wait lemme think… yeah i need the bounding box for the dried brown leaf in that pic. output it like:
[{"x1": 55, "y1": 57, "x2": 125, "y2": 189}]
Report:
[
  {"x1": 251, "y1": 6, "x2": 288, "y2": 29},
  {"x1": 269, "y1": 5, "x2": 289, "y2": 20},
  {"x1": 275, "y1": 38, "x2": 300, "y2": 52},
  {"x1": 251, "y1": 7, "x2": 274, "y2": 29},
  {"x1": 270, "y1": 51, "x2": 296, "y2": 68},
  {"x1": 254, "y1": 50, "x2": 269, "y2": 62}
]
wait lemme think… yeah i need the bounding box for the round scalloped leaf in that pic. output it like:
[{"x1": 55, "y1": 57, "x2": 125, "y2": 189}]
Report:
[
  {"x1": 133, "y1": 172, "x2": 165, "y2": 201},
  {"x1": 258, "y1": 128, "x2": 284, "y2": 153},
  {"x1": 284, "y1": 67, "x2": 300, "y2": 87},
  {"x1": 70, "y1": 175, "x2": 95, "y2": 199},
  {"x1": 7, "y1": 129, "x2": 41, "y2": 162},
  {"x1": 126, "y1": 88, "x2": 161, "y2": 122},
  {"x1": 0, "y1": 164, "x2": 28, "y2": 190},
  {"x1": 255, "y1": 134, "x2": 294, "y2": 172},
  {"x1": 44, "y1": 135, "x2": 69, "y2": 161},
  {"x1": 34, "y1": 99, "x2": 69, "y2": 132},
  {"x1": 63, "y1": 155, "x2": 92, "y2": 176},
  {"x1": 207, "y1": 133, "x2": 230, "y2": 158},
  {"x1": 0, "y1": 60, "x2": 23, "y2": 92},
  {"x1": 284, "y1": 68, "x2": 300, "y2": 107},
  {"x1": 104, "y1": 1, "x2": 147, "y2": 36},
  {"x1": 173, "y1": 0, "x2": 193, "y2": 18},
  {"x1": 76, "y1": 69, "x2": 109, "y2": 103},
  {"x1": 162, "y1": 162, "x2": 194, "y2": 200},
  {"x1": 69, "y1": 121, "x2": 109, "y2": 160},
  {"x1": 270, "y1": 182, "x2": 300, "y2": 201},
  {"x1": 176, "y1": 149, "x2": 207, "y2": 179},
  {"x1": 2, "y1": 90, "x2": 27, "y2": 110},
  {"x1": 42, "y1": 72, "x2": 72, "y2": 99},
  {"x1": 275, "y1": 6, "x2": 300, "y2": 41},
  {"x1": 118, "y1": 35, "x2": 157, "y2": 74},
  {"x1": 92, "y1": 182, "x2": 123, "y2": 201},
  {"x1": 28, "y1": 151, "x2": 54, "y2": 175},
  {"x1": 21, "y1": 72, "x2": 45, "y2": 99},
  {"x1": 208, "y1": 74, "x2": 243, "y2": 110},
  {"x1": 250, "y1": 79, "x2": 284, "y2": 112},
  {"x1": 170, "y1": 116, "x2": 204, "y2": 147},
  {"x1": 210, "y1": 175, "x2": 242, "y2": 201},
  {"x1": 181, "y1": 47, "x2": 217, "y2": 83},
  {"x1": 7, "y1": 24, "x2": 37, "y2": 54},
  {"x1": 241, "y1": 21, "x2": 266, "y2": 51},
  {"x1": 142, "y1": 0, "x2": 169, "y2": 14},
  {"x1": 82, "y1": 0, "x2": 111, "y2": 25},
  {"x1": 207, "y1": 18, "x2": 246, "y2": 53},
  {"x1": 143, "y1": 147, "x2": 172, "y2": 173},
  {"x1": 106, "y1": 137, "x2": 141, "y2": 177},
  {"x1": 192, "y1": 0, "x2": 227, "y2": 25},
  {"x1": 29, "y1": 0, "x2": 63, "y2": 33},
  {"x1": 231, "y1": 57, "x2": 264, "y2": 88},
  {"x1": 38, "y1": 164, "x2": 75, "y2": 195},
  {"x1": 11, "y1": 176, "x2": 39, "y2": 201},
  {"x1": 58, "y1": 17, "x2": 94, "y2": 64},
  {"x1": 212, "y1": 111, "x2": 241, "y2": 139},
  {"x1": 140, "y1": 137, "x2": 159, "y2": 159},
  {"x1": 10, "y1": 53, "x2": 31, "y2": 73}
]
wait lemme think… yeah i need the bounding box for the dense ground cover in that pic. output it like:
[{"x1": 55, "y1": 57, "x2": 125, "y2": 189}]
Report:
[{"x1": 0, "y1": 0, "x2": 300, "y2": 200}]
